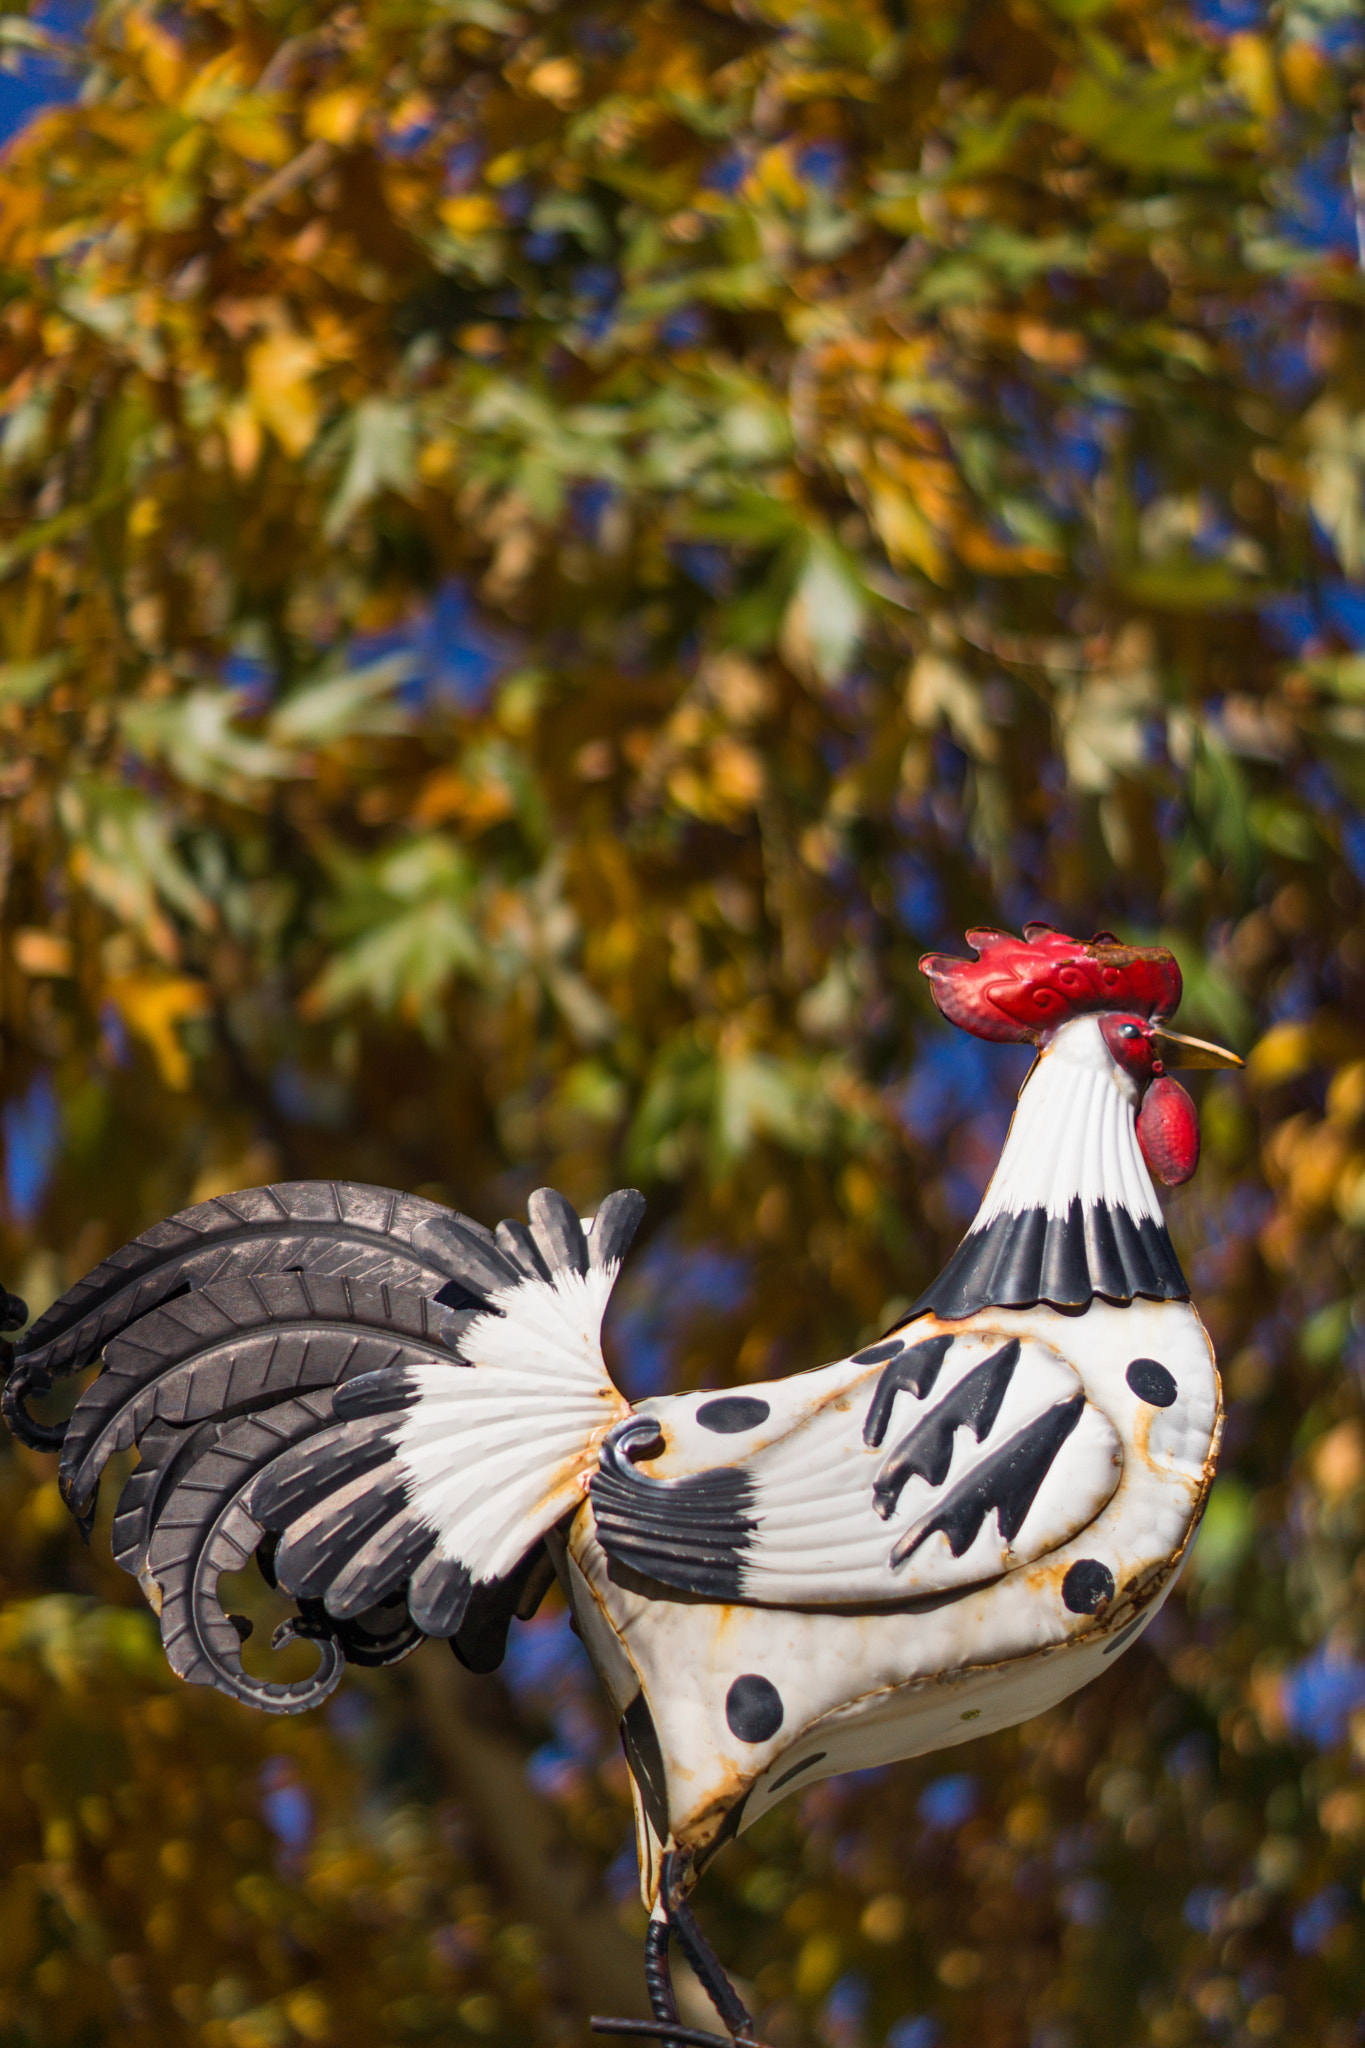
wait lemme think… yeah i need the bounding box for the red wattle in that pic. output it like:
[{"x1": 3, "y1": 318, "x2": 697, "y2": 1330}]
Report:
[{"x1": 1137, "y1": 1074, "x2": 1200, "y2": 1185}]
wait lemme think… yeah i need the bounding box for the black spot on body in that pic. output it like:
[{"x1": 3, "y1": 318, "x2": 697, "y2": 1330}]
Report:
[
  {"x1": 726, "y1": 1673, "x2": 784, "y2": 1743},
  {"x1": 1062, "y1": 1559, "x2": 1114, "y2": 1614},
  {"x1": 1126, "y1": 1357, "x2": 1177, "y2": 1407},
  {"x1": 696, "y1": 1395, "x2": 770, "y2": 1434}
]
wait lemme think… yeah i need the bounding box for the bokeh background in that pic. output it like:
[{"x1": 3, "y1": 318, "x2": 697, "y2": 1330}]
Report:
[{"x1": 1, "y1": 1, "x2": 1365, "y2": 2044}]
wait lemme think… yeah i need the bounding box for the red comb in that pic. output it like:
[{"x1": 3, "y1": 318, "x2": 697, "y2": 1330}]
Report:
[{"x1": 919, "y1": 923, "x2": 1182, "y2": 1044}]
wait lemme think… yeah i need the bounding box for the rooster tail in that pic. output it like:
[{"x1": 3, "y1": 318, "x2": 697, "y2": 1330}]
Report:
[{"x1": 7, "y1": 1181, "x2": 644, "y2": 1712}]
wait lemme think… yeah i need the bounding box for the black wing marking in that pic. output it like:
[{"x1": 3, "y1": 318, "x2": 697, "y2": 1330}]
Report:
[
  {"x1": 3, "y1": 1181, "x2": 495, "y2": 1449},
  {"x1": 862, "y1": 1336, "x2": 953, "y2": 1448},
  {"x1": 138, "y1": 1391, "x2": 346, "y2": 1712},
  {"x1": 892, "y1": 1393, "x2": 1086, "y2": 1564},
  {"x1": 592, "y1": 1331, "x2": 1120, "y2": 1608},
  {"x1": 872, "y1": 1339, "x2": 1019, "y2": 1518},
  {"x1": 493, "y1": 1219, "x2": 552, "y2": 1283},
  {"x1": 590, "y1": 1418, "x2": 758, "y2": 1602}
]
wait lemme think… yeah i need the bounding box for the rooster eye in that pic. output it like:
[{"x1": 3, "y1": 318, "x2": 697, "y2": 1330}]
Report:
[{"x1": 1118, "y1": 1024, "x2": 1138, "y2": 1039}]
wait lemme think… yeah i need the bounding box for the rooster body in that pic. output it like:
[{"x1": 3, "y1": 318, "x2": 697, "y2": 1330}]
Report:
[
  {"x1": 564, "y1": 1010, "x2": 1222, "y2": 1890},
  {"x1": 0, "y1": 927, "x2": 1237, "y2": 2045},
  {"x1": 574, "y1": 1295, "x2": 1218, "y2": 1889}
]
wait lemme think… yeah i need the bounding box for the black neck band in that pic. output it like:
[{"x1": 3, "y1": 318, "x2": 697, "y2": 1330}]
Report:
[{"x1": 901, "y1": 1198, "x2": 1189, "y2": 1324}]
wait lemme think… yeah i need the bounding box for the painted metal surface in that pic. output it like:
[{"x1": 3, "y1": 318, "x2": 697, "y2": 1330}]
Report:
[{"x1": 565, "y1": 1295, "x2": 1220, "y2": 1885}]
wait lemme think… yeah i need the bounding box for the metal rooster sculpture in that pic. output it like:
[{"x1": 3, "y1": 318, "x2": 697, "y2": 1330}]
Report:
[{"x1": 0, "y1": 925, "x2": 1240, "y2": 2048}]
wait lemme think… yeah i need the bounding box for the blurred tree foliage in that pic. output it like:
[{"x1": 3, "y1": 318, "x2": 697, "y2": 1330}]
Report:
[{"x1": 1, "y1": 0, "x2": 1365, "y2": 2043}]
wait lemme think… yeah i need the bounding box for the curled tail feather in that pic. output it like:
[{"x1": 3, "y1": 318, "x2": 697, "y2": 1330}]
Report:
[{"x1": 3, "y1": 1182, "x2": 644, "y2": 1712}]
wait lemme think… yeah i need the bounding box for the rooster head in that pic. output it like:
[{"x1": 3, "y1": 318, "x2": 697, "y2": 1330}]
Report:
[{"x1": 919, "y1": 924, "x2": 1241, "y2": 1185}]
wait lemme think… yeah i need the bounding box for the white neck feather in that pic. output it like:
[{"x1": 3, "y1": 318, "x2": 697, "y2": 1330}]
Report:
[{"x1": 972, "y1": 1014, "x2": 1163, "y2": 1228}]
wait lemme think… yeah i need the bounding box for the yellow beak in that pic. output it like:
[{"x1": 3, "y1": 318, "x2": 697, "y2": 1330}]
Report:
[{"x1": 1153, "y1": 1027, "x2": 1244, "y2": 1071}]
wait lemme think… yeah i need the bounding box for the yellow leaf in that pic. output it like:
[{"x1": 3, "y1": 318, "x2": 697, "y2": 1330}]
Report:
[
  {"x1": 225, "y1": 401, "x2": 263, "y2": 478},
  {"x1": 1327, "y1": 1061, "x2": 1365, "y2": 1124},
  {"x1": 958, "y1": 527, "x2": 1062, "y2": 575},
  {"x1": 1226, "y1": 33, "x2": 1280, "y2": 120},
  {"x1": 1017, "y1": 319, "x2": 1087, "y2": 368},
  {"x1": 708, "y1": 737, "x2": 764, "y2": 813},
  {"x1": 485, "y1": 150, "x2": 526, "y2": 186},
  {"x1": 245, "y1": 333, "x2": 320, "y2": 458},
  {"x1": 124, "y1": 10, "x2": 187, "y2": 102},
  {"x1": 1287, "y1": 1122, "x2": 1350, "y2": 1214},
  {"x1": 284, "y1": 1990, "x2": 332, "y2": 2044},
  {"x1": 860, "y1": 1893, "x2": 907, "y2": 1945},
  {"x1": 438, "y1": 194, "x2": 501, "y2": 236},
  {"x1": 12, "y1": 929, "x2": 72, "y2": 977},
  {"x1": 794, "y1": 1932, "x2": 841, "y2": 2001},
  {"x1": 867, "y1": 480, "x2": 945, "y2": 580},
  {"x1": 1310, "y1": 1420, "x2": 1365, "y2": 1500},
  {"x1": 747, "y1": 143, "x2": 805, "y2": 211},
  {"x1": 305, "y1": 88, "x2": 368, "y2": 147},
  {"x1": 180, "y1": 48, "x2": 250, "y2": 121},
  {"x1": 414, "y1": 767, "x2": 515, "y2": 833},
  {"x1": 1281, "y1": 40, "x2": 1329, "y2": 110},
  {"x1": 217, "y1": 108, "x2": 293, "y2": 167},
  {"x1": 1247, "y1": 1020, "x2": 1314, "y2": 1087},
  {"x1": 128, "y1": 495, "x2": 160, "y2": 539},
  {"x1": 526, "y1": 57, "x2": 581, "y2": 107},
  {"x1": 105, "y1": 972, "x2": 210, "y2": 1091}
]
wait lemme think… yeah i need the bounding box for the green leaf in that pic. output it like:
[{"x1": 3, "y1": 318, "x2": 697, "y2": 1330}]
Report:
[
  {"x1": 1248, "y1": 795, "x2": 1317, "y2": 861},
  {"x1": 1300, "y1": 1301, "x2": 1352, "y2": 1371},
  {"x1": 0, "y1": 652, "x2": 62, "y2": 703},
  {"x1": 309, "y1": 836, "x2": 484, "y2": 1041},
  {"x1": 1187, "y1": 1478, "x2": 1254, "y2": 1590},
  {"x1": 269, "y1": 655, "x2": 415, "y2": 747},
  {"x1": 1120, "y1": 558, "x2": 1257, "y2": 609},
  {"x1": 1301, "y1": 653, "x2": 1365, "y2": 700},
  {"x1": 1051, "y1": 39, "x2": 1232, "y2": 176},
  {"x1": 122, "y1": 687, "x2": 293, "y2": 793},
  {"x1": 58, "y1": 779, "x2": 216, "y2": 944},
  {"x1": 782, "y1": 537, "x2": 867, "y2": 685},
  {"x1": 324, "y1": 398, "x2": 418, "y2": 539}
]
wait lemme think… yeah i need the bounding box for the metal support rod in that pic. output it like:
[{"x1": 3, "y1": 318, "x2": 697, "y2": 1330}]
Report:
[
  {"x1": 589, "y1": 2020, "x2": 737, "y2": 2047},
  {"x1": 644, "y1": 1919, "x2": 680, "y2": 2027},
  {"x1": 660, "y1": 1851, "x2": 759, "y2": 2044},
  {"x1": 591, "y1": 1847, "x2": 771, "y2": 2048}
]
